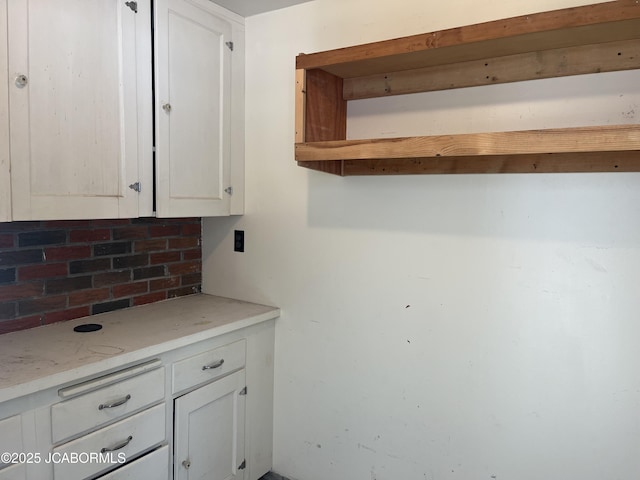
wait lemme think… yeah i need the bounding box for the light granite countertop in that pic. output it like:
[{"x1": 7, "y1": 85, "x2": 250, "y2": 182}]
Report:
[{"x1": 0, "y1": 294, "x2": 280, "y2": 403}]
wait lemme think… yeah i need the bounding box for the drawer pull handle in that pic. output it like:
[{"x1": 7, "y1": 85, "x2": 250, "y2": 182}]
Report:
[
  {"x1": 98, "y1": 394, "x2": 131, "y2": 410},
  {"x1": 101, "y1": 435, "x2": 133, "y2": 453},
  {"x1": 202, "y1": 359, "x2": 224, "y2": 370}
]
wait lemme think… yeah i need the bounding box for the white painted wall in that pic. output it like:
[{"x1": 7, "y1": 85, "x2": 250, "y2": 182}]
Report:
[{"x1": 202, "y1": 1, "x2": 640, "y2": 479}]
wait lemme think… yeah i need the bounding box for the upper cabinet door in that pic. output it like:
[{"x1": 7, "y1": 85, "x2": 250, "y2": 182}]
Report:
[
  {"x1": 155, "y1": 0, "x2": 234, "y2": 217},
  {"x1": 7, "y1": 0, "x2": 149, "y2": 220},
  {"x1": 0, "y1": 0, "x2": 10, "y2": 222}
]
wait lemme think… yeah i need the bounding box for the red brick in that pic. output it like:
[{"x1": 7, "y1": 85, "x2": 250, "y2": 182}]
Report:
[
  {"x1": 0, "y1": 221, "x2": 43, "y2": 231},
  {"x1": 44, "y1": 306, "x2": 90, "y2": 325},
  {"x1": 113, "y1": 254, "x2": 148, "y2": 269},
  {"x1": 168, "y1": 286, "x2": 199, "y2": 298},
  {"x1": 45, "y1": 245, "x2": 91, "y2": 261},
  {"x1": 18, "y1": 295, "x2": 67, "y2": 315},
  {"x1": 18, "y1": 230, "x2": 66, "y2": 248},
  {"x1": 113, "y1": 226, "x2": 148, "y2": 240},
  {"x1": 43, "y1": 220, "x2": 91, "y2": 228},
  {"x1": 0, "y1": 267, "x2": 15, "y2": 285},
  {"x1": 181, "y1": 223, "x2": 201, "y2": 235},
  {"x1": 133, "y1": 266, "x2": 165, "y2": 280},
  {"x1": 134, "y1": 239, "x2": 167, "y2": 252},
  {"x1": 18, "y1": 263, "x2": 68, "y2": 281},
  {"x1": 0, "y1": 234, "x2": 14, "y2": 248},
  {"x1": 181, "y1": 272, "x2": 202, "y2": 286},
  {"x1": 172, "y1": 217, "x2": 199, "y2": 222},
  {"x1": 0, "y1": 301, "x2": 15, "y2": 319},
  {"x1": 150, "y1": 251, "x2": 181, "y2": 265},
  {"x1": 45, "y1": 276, "x2": 92, "y2": 294},
  {"x1": 93, "y1": 271, "x2": 131, "y2": 287},
  {"x1": 149, "y1": 225, "x2": 181, "y2": 237},
  {"x1": 0, "y1": 249, "x2": 44, "y2": 266},
  {"x1": 168, "y1": 261, "x2": 201, "y2": 275},
  {"x1": 168, "y1": 237, "x2": 200, "y2": 249},
  {"x1": 90, "y1": 219, "x2": 132, "y2": 226},
  {"x1": 112, "y1": 282, "x2": 148, "y2": 298},
  {"x1": 133, "y1": 291, "x2": 167, "y2": 306},
  {"x1": 92, "y1": 299, "x2": 130, "y2": 315},
  {"x1": 0, "y1": 282, "x2": 44, "y2": 301},
  {"x1": 149, "y1": 276, "x2": 180, "y2": 291},
  {"x1": 182, "y1": 248, "x2": 202, "y2": 261},
  {"x1": 69, "y1": 258, "x2": 111, "y2": 274},
  {"x1": 0, "y1": 316, "x2": 42, "y2": 334},
  {"x1": 68, "y1": 288, "x2": 111, "y2": 307},
  {"x1": 94, "y1": 242, "x2": 131, "y2": 256},
  {"x1": 69, "y1": 229, "x2": 111, "y2": 243},
  {"x1": 140, "y1": 217, "x2": 195, "y2": 223},
  {"x1": 132, "y1": 217, "x2": 170, "y2": 225}
]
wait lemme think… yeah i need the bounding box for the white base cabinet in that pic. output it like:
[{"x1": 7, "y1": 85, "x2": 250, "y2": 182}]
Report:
[{"x1": 0, "y1": 296, "x2": 277, "y2": 480}]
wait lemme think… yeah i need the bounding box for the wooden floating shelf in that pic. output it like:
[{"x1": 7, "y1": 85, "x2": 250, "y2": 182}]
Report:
[{"x1": 294, "y1": 0, "x2": 640, "y2": 176}]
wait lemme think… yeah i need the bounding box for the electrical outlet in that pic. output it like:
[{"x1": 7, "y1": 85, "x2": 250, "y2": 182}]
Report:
[{"x1": 234, "y1": 230, "x2": 244, "y2": 252}]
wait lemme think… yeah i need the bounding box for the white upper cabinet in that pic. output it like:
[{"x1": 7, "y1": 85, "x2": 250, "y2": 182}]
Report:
[
  {"x1": 0, "y1": 0, "x2": 243, "y2": 222},
  {"x1": 0, "y1": 1, "x2": 10, "y2": 222},
  {"x1": 6, "y1": 0, "x2": 152, "y2": 220},
  {"x1": 155, "y1": 0, "x2": 245, "y2": 217}
]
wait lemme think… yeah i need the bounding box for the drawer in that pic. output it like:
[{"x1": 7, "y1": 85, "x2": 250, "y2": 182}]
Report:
[
  {"x1": 52, "y1": 367, "x2": 165, "y2": 443},
  {"x1": 172, "y1": 339, "x2": 246, "y2": 393},
  {"x1": 0, "y1": 415, "x2": 22, "y2": 469},
  {"x1": 53, "y1": 403, "x2": 165, "y2": 480},
  {"x1": 96, "y1": 445, "x2": 168, "y2": 480},
  {"x1": 0, "y1": 464, "x2": 26, "y2": 480}
]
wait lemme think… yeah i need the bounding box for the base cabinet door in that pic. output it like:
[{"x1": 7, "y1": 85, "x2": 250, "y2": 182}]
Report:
[
  {"x1": 174, "y1": 370, "x2": 246, "y2": 480},
  {"x1": 0, "y1": 415, "x2": 25, "y2": 480},
  {"x1": 0, "y1": 464, "x2": 26, "y2": 480}
]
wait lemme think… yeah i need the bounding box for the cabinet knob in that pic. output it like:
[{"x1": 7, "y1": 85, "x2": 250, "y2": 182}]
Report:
[
  {"x1": 162, "y1": 103, "x2": 172, "y2": 113},
  {"x1": 15, "y1": 74, "x2": 28, "y2": 88},
  {"x1": 182, "y1": 459, "x2": 191, "y2": 469}
]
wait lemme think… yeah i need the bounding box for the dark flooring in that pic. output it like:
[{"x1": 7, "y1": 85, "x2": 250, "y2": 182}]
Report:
[{"x1": 260, "y1": 473, "x2": 291, "y2": 480}]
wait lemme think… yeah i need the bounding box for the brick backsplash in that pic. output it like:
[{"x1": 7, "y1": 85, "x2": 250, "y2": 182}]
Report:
[{"x1": 0, "y1": 218, "x2": 202, "y2": 335}]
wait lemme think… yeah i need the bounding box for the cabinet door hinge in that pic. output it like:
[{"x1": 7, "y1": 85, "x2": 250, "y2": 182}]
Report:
[
  {"x1": 239, "y1": 386, "x2": 247, "y2": 396},
  {"x1": 224, "y1": 186, "x2": 233, "y2": 196},
  {"x1": 225, "y1": 41, "x2": 234, "y2": 51},
  {"x1": 238, "y1": 459, "x2": 246, "y2": 470},
  {"x1": 128, "y1": 182, "x2": 141, "y2": 193},
  {"x1": 125, "y1": 1, "x2": 137, "y2": 12}
]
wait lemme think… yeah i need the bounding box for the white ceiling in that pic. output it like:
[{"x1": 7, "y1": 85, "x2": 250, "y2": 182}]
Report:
[{"x1": 212, "y1": 0, "x2": 313, "y2": 17}]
